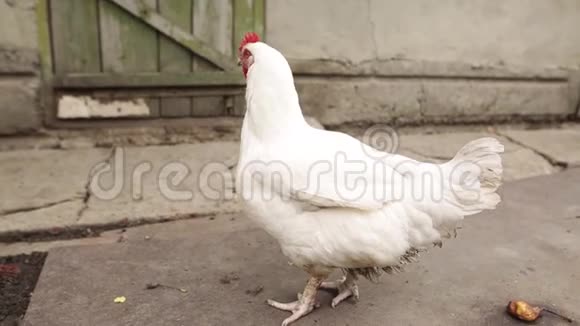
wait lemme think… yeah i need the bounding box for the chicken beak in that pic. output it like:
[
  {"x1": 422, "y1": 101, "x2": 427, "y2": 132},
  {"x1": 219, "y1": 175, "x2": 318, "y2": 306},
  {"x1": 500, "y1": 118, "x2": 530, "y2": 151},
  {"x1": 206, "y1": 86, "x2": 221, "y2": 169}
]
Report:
[{"x1": 237, "y1": 58, "x2": 242, "y2": 66}]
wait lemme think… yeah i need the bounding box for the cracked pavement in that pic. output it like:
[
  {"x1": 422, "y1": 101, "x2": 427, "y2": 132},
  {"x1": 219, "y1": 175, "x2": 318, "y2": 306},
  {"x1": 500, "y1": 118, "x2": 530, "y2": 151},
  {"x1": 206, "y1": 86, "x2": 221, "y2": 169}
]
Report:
[
  {"x1": 0, "y1": 124, "x2": 579, "y2": 243},
  {"x1": 0, "y1": 142, "x2": 240, "y2": 241},
  {"x1": 22, "y1": 168, "x2": 580, "y2": 325}
]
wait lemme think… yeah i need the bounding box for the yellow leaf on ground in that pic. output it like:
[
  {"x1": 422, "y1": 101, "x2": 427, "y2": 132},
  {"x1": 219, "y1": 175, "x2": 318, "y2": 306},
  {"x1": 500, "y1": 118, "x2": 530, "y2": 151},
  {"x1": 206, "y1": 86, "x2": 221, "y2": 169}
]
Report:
[{"x1": 114, "y1": 296, "x2": 126, "y2": 303}]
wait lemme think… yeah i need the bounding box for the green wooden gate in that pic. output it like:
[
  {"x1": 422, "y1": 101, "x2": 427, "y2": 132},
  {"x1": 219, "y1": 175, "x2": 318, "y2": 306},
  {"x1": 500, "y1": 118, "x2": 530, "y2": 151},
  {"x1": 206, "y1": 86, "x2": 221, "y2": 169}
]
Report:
[{"x1": 37, "y1": 0, "x2": 264, "y2": 122}]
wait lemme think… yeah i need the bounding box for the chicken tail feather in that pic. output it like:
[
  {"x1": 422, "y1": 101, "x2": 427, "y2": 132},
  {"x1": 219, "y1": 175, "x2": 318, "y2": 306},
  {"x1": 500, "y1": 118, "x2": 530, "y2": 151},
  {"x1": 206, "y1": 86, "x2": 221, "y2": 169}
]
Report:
[{"x1": 444, "y1": 137, "x2": 504, "y2": 214}]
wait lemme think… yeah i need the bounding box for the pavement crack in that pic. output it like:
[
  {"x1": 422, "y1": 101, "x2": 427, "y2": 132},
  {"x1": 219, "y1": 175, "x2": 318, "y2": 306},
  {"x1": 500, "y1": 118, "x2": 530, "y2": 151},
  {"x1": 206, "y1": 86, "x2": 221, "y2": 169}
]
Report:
[
  {"x1": 482, "y1": 93, "x2": 499, "y2": 113},
  {"x1": 76, "y1": 180, "x2": 91, "y2": 221},
  {"x1": 399, "y1": 147, "x2": 452, "y2": 162},
  {"x1": 76, "y1": 146, "x2": 117, "y2": 221},
  {"x1": 0, "y1": 197, "x2": 83, "y2": 216},
  {"x1": 417, "y1": 82, "x2": 427, "y2": 116},
  {"x1": 366, "y1": 0, "x2": 379, "y2": 59},
  {"x1": 495, "y1": 130, "x2": 568, "y2": 169}
]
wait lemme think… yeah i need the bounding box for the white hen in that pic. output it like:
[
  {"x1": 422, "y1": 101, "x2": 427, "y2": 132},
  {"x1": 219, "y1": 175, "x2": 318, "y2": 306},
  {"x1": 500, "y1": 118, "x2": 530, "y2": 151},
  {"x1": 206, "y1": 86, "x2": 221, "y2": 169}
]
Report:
[{"x1": 235, "y1": 33, "x2": 503, "y2": 326}]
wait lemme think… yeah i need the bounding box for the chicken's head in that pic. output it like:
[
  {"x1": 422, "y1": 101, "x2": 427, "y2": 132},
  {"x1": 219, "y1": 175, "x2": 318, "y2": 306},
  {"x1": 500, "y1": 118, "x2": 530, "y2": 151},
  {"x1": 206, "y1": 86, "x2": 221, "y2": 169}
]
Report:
[{"x1": 238, "y1": 32, "x2": 260, "y2": 78}]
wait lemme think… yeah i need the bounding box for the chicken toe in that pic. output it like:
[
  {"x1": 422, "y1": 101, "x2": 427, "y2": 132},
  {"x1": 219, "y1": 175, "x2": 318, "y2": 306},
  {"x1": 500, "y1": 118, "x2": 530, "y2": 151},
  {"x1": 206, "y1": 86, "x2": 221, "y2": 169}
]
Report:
[
  {"x1": 267, "y1": 277, "x2": 322, "y2": 326},
  {"x1": 320, "y1": 273, "x2": 359, "y2": 308}
]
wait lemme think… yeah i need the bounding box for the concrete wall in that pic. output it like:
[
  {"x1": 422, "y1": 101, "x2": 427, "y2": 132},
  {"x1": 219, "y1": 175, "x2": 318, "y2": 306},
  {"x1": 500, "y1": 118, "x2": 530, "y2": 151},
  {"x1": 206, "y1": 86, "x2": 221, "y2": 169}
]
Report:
[
  {"x1": 267, "y1": 0, "x2": 580, "y2": 125},
  {"x1": 0, "y1": 0, "x2": 41, "y2": 135},
  {"x1": 268, "y1": 0, "x2": 580, "y2": 68},
  {"x1": 0, "y1": 0, "x2": 37, "y2": 50}
]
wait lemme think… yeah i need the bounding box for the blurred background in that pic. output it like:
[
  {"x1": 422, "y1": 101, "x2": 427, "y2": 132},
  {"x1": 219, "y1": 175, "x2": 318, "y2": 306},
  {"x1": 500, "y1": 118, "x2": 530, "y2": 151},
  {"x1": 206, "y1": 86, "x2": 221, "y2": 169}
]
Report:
[{"x1": 1, "y1": 0, "x2": 578, "y2": 134}]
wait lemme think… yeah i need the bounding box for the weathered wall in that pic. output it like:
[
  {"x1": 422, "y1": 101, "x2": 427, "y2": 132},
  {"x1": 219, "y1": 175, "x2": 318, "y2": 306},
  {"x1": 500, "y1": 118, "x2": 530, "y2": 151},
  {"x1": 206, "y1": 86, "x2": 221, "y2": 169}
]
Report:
[
  {"x1": 268, "y1": 0, "x2": 580, "y2": 125},
  {"x1": 0, "y1": 0, "x2": 41, "y2": 135},
  {"x1": 0, "y1": 0, "x2": 38, "y2": 49},
  {"x1": 0, "y1": 0, "x2": 579, "y2": 134},
  {"x1": 268, "y1": 0, "x2": 580, "y2": 68}
]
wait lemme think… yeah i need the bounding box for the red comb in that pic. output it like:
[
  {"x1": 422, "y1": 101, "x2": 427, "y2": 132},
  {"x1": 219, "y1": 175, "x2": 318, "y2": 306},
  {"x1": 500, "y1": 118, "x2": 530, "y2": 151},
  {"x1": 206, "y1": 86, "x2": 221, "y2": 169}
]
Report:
[{"x1": 239, "y1": 32, "x2": 260, "y2": 52}]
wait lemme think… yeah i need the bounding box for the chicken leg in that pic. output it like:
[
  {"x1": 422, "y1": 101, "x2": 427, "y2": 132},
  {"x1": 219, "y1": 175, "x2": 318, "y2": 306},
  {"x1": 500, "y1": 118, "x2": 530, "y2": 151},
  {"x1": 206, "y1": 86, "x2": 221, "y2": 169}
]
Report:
[
  {"x1": 320, "y1": 272, "x2": 359, "y2": 308},
  {"x1": 267, "y1": 276, "x2": 323, "y2": 326}
]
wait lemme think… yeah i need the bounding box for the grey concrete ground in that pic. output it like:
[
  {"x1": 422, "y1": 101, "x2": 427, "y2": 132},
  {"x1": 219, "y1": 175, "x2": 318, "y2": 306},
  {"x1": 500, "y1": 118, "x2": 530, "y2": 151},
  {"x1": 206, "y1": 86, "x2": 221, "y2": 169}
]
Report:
[
  {"x1": 23, "y1": 168, "x2": 580, "y2": 326},
  {"x1": 1, "y1": 124, "x2": 579, "y2": 242}
]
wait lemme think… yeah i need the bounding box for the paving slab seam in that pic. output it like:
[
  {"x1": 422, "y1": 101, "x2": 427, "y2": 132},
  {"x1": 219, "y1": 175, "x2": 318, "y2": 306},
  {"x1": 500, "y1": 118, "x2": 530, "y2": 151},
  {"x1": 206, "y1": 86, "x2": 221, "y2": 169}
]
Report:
[
  {"x1": 0, "y1": 197, "x2": 83, "y2": 216},
  {"x1": 495, "y1": 130, "x2": 569, "y2": 168},
  {"x1": 399, "y1": 147, "x2": 451, "y2": 161},
  {"x1": 0, "y1": 210, "x2": 238, "y2": 244}
]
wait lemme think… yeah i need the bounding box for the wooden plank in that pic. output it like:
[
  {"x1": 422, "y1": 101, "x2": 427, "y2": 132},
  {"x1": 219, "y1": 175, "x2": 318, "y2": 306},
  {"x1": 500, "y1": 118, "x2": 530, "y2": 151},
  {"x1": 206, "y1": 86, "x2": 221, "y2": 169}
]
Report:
[
  {"x1": 50, "y1": 0, "x2": 101, "y2": 74},
  {"x1": 37, "y1": 0, "x2": 55, "y2": 125},
  {"x1": 159, "y1": 0, "x2": 193, "y2": 117},
  {"x1": 53, "y1": 72, "x2": 245, "y2": 88},
  {"x1": 100, "y1": 0, "x2": 160, "y2": 115},
  {"x1": 253, "y1": 0, "x2": 265, "y2": 39},
  {"x1": 91, "y1": 88, "x2": 243, "y2": 99},
  {"x1": 192, "y1": 0, "x2": 233, "y2": 116},
  {"x1": 233, "y1": 0, "x2": 254, "y2": 57},
  {"x1": 37, "y1": 0, "x2": 53, "y2": 78},
  {"x1": 159, "y1": 0, "x2": 193, "y2": 72},
  {"x1": 109, "y1": 0, "x2": 236, "y2": 71},
  {"x1": 99, "y1": 0, "x2": 158, "y2": 73},
  {"x1": 193, "y1": 0, "x2": 233, "y2": 70}
]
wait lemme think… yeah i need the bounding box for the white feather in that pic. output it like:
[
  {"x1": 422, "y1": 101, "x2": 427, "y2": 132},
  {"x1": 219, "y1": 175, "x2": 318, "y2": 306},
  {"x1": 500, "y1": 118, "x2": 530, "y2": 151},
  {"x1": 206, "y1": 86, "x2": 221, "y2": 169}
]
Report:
[{"x1": 236, "y1": 42, "x2": 504, "y2": 271}]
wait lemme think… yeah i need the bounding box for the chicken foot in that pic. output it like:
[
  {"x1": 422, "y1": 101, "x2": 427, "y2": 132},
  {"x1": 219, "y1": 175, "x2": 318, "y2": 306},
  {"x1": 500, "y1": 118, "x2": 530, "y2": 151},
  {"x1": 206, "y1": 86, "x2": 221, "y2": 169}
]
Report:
[
  {"x1": 267, "y1": 276, "x2": 323, "y2": 326},
  {"x1": 320, "y1": 272, "x2": 359, "y2": 308}
]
